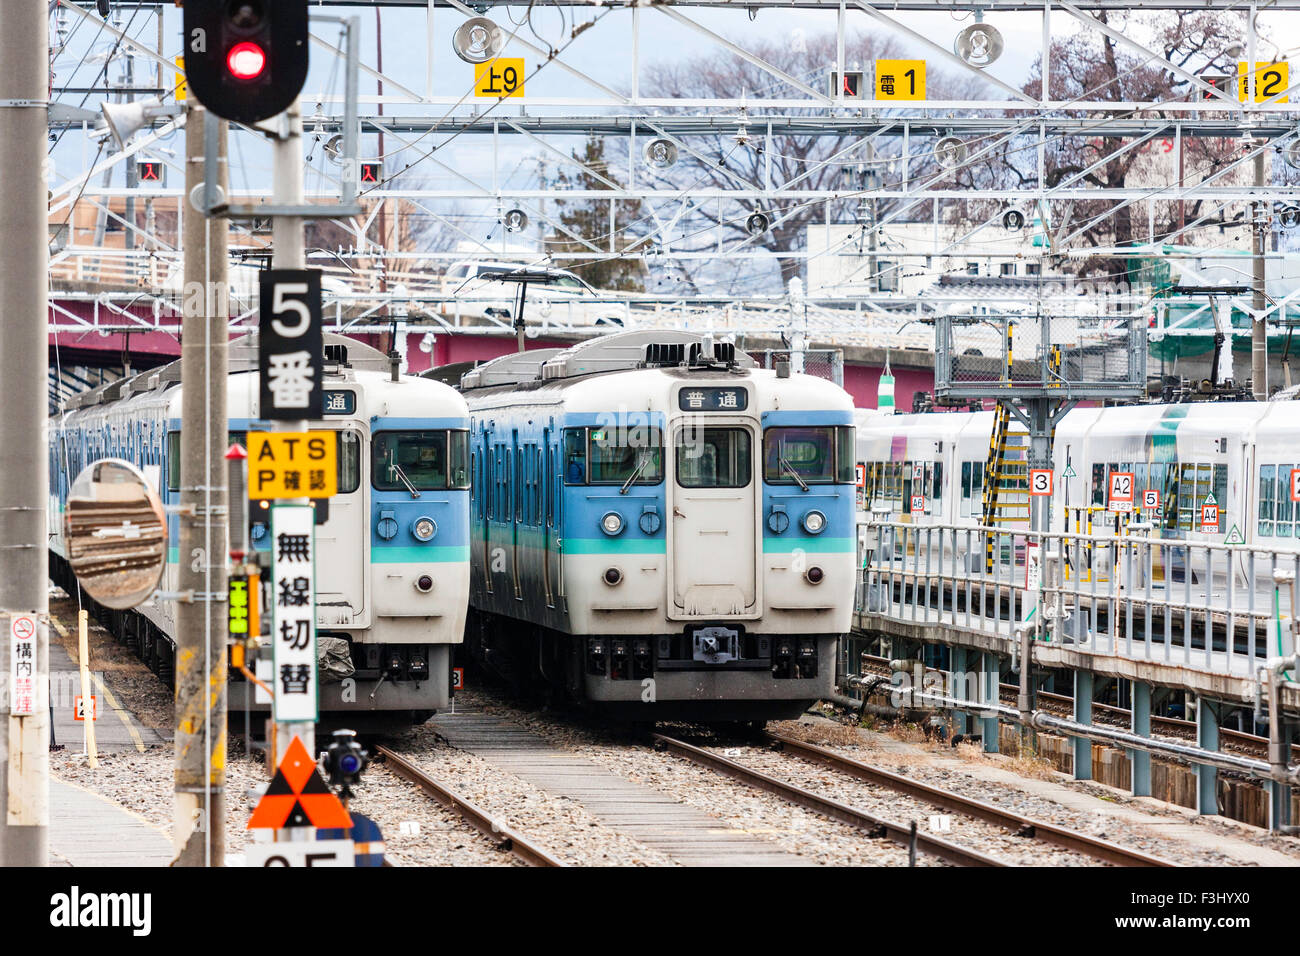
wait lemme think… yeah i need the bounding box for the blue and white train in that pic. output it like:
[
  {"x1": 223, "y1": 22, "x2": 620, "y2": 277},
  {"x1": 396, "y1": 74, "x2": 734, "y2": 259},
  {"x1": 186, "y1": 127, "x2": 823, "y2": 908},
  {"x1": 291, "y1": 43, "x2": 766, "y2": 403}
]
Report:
[
  {"x1": 457, "y1": 330, "x2": 858, "y2": 721},
  {"x1": 48, "y1": 334, "x2": 471, "y2": 725}
]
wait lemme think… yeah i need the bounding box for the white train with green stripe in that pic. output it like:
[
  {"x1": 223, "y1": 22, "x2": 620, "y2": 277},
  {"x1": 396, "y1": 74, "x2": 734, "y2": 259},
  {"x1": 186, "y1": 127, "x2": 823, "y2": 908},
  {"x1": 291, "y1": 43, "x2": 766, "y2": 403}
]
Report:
[
  {"x1": 48, "y1": 334, "x2": 470, "y2": 727},
  {"x1": 855, "y1": 400, "x2": 1300, "y2": 596},
  {"x1": 460, "y1": 331, "x2": 858, "y2": 722}
]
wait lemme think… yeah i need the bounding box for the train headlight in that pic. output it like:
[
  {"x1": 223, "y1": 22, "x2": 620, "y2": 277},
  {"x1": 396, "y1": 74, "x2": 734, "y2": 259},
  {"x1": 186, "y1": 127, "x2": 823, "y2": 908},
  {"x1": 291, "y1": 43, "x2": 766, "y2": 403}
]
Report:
[
  {"x1": 805, "y1": 566, "x2": 825, "y2": 585},
  {"x1": 603, "y1": 567, "x2": 623, "y2": 586},
  {"x1": 412, "y1": 516, "x2": 437, "y2": 541},
  {"x1": 802, "y1": 510, "x2": 826, "y2": 535},
  {"x1": 601, "y1": 511, "x2": 624, "y2": 536},
  {"x1": 414, "y1": 574, "x2": 434, "y2": 593}
]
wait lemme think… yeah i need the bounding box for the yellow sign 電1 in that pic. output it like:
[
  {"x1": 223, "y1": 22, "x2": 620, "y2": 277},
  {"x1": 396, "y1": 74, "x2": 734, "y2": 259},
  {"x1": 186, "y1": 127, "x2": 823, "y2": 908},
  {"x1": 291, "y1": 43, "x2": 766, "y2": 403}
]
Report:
[
  {"x1": 1237, "y1": 61, "x2": 1289, "y2": 102},
  {"x1": 875, "y1": 60, "x2": 926, "y2": 100},
  {"x1": 247, "y1": 432, "x2": 337, "y2": 499},
  {"x1": 474, "y1": 58, "x2": 526, "y2": 98}
]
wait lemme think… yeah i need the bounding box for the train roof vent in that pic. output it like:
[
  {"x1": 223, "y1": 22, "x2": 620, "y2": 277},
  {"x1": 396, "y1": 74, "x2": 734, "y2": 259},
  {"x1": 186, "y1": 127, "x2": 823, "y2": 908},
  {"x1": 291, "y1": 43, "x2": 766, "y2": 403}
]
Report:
[
  {"x1": 227, "y1": 332, "x2": 388, "y2": 375},
  {"x1": 459, "y1": 348, "x2": 565, "y2": 389},
  {"x1": 644, "y1": 342, "x2": 686, "y2": 367},
  {"x1": 323, "y1": 343, "x2": 350, "y2": 367},
  {"x1": 540, "y1": 330, "x2": 754, "y2": 381}
]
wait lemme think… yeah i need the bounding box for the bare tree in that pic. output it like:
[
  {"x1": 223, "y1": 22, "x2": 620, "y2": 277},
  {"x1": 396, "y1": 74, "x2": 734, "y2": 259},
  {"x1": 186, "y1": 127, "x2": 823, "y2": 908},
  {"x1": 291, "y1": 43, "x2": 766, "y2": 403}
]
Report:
[{"x1": 643, "y1": 31, "x2": 987, "y2": 291}]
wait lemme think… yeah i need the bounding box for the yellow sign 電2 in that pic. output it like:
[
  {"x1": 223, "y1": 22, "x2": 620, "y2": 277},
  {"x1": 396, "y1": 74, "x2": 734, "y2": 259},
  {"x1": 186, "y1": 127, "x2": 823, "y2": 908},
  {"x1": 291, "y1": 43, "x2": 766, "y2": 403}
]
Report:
[{"x1": 247, "y1": 431, "x2": 337, "y2": 499}]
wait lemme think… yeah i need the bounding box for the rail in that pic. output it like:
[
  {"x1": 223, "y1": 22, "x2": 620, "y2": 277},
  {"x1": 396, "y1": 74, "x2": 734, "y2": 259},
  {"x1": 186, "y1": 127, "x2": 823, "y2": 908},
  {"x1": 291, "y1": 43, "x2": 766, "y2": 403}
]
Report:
[
  {"x1": 375, "y1": 745, "x2": 566, "y2": 868},
  {"x1": 652, "y1": 732, "x2": 1006, "y2": 866},
  {"x1": 765, "y1": 731, "x2": 1175, "y2": 866}
]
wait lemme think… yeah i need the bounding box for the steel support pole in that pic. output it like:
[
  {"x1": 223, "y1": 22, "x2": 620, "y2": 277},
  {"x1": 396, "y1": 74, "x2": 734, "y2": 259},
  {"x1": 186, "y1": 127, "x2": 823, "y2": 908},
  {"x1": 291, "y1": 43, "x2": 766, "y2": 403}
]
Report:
[
  {"x1": 1251, "y1": 146, "x2": 1268, "y2": 400},
  {"x1": 1130, "y1": 680, "x2": 1151, "y2": 797},
  {"x1": 0, "y1": 0, "x2": 50, "y2": 867},
  {"x1": 1197, "y1": 697, "x2": 1219, "y2": 815},
  {"x1": 980, "y1": 652, "x2": 999, "y2": 753},
  {"x1": 270, "y1": 100, "x2": 314, "y2": 775},
  {"x1": 1073, "y1": 669, "x2": 1093, "y2": 780},
  {"x1": 1269, "y1": 724, "x2": 1292, "y2": 832},
  {"x1": 951, "y1": 646, "x2": 968, "y2": 736},
  {"x1": 174, "y1": 104, "x2": 230, "y2": 867}
]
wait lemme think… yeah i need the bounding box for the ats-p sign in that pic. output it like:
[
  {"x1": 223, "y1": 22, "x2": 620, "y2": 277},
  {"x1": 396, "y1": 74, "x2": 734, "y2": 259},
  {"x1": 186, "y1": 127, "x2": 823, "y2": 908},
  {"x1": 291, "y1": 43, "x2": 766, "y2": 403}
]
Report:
[{"x1": 247, "y1": 432, "x2": 337, "y2": 499}]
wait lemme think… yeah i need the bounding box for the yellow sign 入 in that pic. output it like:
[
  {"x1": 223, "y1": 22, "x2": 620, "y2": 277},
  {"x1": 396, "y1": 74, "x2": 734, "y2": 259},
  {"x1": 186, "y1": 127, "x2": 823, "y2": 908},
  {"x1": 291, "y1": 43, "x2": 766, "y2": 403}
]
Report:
[
  {"x1": 247, "y1": 432, "x2": 337, "y2": 499},
  {"x1": 474, "y1": 58, "x2": 525, "y2": 98},
  {"x1": 875, "y1": 60, "x2": 926, "y2": 100}
]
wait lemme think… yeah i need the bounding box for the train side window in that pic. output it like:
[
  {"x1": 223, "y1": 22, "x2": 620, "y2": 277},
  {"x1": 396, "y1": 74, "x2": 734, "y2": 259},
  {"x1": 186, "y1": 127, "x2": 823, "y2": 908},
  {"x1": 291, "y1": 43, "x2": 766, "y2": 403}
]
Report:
[
  {"x1": 166, "y1": 431, "x2": 180, "y2": 491},
  {"x1": 931, "y1": 462, "x2": 942, "y2": 507},
  {"x1": 1278, "y1": 464, "x2": 1295, "y2": 531},
  {"x1": 1090, "y1": 464, "x2": 1104, "y2": 506},
  {"x1": 1260, "y1": 464, "x2": 1276, "y2": 536},
  {"x1": 960, "y1": 462, "x2": 972, "y2": 517},
  {"x1": 562, "y1": 428, "x2": 586, "y2": 484}
]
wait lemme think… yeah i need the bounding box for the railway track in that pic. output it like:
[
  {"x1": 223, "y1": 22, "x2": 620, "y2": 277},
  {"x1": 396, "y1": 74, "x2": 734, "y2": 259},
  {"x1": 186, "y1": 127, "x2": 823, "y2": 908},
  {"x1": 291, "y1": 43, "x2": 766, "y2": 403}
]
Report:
[
  {"x1": 652, "y1": 732, "x2": 1007, "y2": 867},
  {"x1": 764, "y1": 730, "x2": 1176, "y2": 867},
  {"x1": 374, "y1": 745, "x2": 567, "y2": 868}
]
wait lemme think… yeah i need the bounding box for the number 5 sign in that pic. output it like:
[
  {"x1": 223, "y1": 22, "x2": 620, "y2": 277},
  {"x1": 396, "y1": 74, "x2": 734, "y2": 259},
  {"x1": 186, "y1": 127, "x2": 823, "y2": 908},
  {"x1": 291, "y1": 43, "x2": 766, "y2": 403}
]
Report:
[
  {"x1": 259, "y1": 270, "x2": 324, "y2": 420},
  {"x1": 1029, "y1": 469, "x2": 1052, "y2": 496}
]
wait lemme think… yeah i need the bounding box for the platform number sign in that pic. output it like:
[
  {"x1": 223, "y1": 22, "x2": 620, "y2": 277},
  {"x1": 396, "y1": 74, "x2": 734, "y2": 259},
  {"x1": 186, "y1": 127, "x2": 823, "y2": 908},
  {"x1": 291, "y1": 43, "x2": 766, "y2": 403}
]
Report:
[
  {"x1": 74, "y1": 695, "x2": 97, "y2": 722},
  {"x1": 270, "y1": 504, "x2": 318, "y2": 722},
  {"x1": 855, "y1": 464, "x2": 866, "y2": 489},
  {"x1": 1291, "y1": 468, "x2": 1300, "y2": 503},
  {"x1": 1142, "y1": 489, "x2": 1161, "y2": 511},
  {"x1": 452, "y1": 667, "x2": 464, "y2": 691},
  {"x1": 1029, "y1": 469, "x2": 1052, "y2": 496},
  {"x1": 910, "y1": 494, "x2": 925, "y2": 513},
  {"x1": 1108, "y1": 471, "x2": 1135, "y2": 512},
  {"x1": 1201, "y1": 502, "x2": 1220, "y2": 532},
  {"x1": 259, "y1": 269, "x2": 324, "y2": 420}
]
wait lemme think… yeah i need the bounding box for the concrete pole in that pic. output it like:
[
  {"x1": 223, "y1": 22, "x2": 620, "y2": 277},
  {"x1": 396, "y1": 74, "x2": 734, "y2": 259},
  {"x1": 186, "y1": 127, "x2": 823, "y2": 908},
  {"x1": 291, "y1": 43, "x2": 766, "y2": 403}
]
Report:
[
  {"x1": 1251, "y1": 146, "x2": 1268, "y2": 400},
  {"x1": 0, "y1": 0, "x2": 50, "y2": 867},
  {"x1": 270, "y1": 101, "x2": 314, "y2": 776},
  {"x1": 174, "y1": 104, "x2": 230, "y2": 867}
]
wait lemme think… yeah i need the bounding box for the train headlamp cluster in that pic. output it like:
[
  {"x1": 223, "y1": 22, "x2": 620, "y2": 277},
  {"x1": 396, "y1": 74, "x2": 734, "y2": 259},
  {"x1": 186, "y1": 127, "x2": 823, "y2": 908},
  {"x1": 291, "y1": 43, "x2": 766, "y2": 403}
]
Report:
[
  {"x1": 802, "y1": 510, "x2": 827, "y2": 534},
  {"x1": 412, "y1": 516, "x2": 437, "y2": 541},
  {"x1": 601, "y1": 512, "x2": 624, "y2": 536}
]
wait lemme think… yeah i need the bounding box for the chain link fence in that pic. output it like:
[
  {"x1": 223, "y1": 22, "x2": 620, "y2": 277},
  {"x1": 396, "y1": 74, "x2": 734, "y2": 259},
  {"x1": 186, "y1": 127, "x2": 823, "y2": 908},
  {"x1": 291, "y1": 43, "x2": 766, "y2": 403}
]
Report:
[
  {"x1": 755, "y1": 349, "x2": 845, "y2": 387},
  {"x1": 934, "y1": 314, "x2": 1146, "y2": 399}
]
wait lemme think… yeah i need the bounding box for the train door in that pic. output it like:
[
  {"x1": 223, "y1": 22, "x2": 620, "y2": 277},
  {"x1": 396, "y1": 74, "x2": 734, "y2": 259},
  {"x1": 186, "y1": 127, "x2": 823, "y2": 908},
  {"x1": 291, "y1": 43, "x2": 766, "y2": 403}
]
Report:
[
  {"x1": 512, "y1": 429, "x2": 522, "y2": 599},
  {"x1": 481, "y1": 426, "x2": 492, "y2": 592},
  {"x1": 542, "y1": 426, "x2": 555, "y2": 607},
  {"x1": 668, "y1": 419, "x2": 758, "y2": 618},
  {"x1": 314, "y1": 429, "x2": 366, "y2": 625}
]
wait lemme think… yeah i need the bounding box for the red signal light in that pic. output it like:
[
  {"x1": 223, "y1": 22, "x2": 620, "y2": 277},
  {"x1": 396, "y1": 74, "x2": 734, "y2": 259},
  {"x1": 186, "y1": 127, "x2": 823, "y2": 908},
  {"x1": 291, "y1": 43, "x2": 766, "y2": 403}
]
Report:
[{"x1": 226, "y1": 42, "x2": 267, "y2": 80}]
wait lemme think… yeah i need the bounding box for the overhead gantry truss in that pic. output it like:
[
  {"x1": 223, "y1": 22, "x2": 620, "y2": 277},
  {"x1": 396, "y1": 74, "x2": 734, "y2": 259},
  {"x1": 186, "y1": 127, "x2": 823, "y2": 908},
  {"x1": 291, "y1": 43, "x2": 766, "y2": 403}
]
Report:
[{"x1": 46, "y1": 0, "x2": 1300, "y2": 333}]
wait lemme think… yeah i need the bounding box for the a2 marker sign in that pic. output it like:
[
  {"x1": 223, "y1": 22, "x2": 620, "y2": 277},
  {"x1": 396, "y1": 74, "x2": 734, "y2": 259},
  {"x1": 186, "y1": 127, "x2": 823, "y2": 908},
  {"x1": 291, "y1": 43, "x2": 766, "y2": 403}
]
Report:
[{"x1": 260, "y1": 270, "x2": 324, "y2": 420}]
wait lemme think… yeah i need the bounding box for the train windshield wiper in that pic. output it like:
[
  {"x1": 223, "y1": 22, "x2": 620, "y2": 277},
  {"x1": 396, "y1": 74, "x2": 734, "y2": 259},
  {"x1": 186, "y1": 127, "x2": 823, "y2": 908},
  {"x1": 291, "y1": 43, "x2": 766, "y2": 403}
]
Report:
[
  {"x1": 780, "y1": 456, "x2": 809, "y2": 492},
  {"x1": 620, "y1": 453, "x2": 650, "y2": 495},
  {"x1": 391, "y1": 462, "x2": 422, "y2": 499}
]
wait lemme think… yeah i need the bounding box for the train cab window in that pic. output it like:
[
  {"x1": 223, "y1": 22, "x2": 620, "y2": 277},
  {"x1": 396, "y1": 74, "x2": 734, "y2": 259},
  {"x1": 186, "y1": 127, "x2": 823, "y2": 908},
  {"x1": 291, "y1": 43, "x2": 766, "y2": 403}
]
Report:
[
  {"x1": 372, "y1": 430, "x2": 464, "y2": 492},
  {"x1": 763, "y1": 426, "x2": 856, "y2": 485},
  {"x1": 562, "y1": 426, "x2": 664, "y2": 486},
  {"x1": 677, "y1": 426, "x2": 751, "y2": 488},
  {"x1": 590, "y1": 426, "x2": 663, "y2": 485}
]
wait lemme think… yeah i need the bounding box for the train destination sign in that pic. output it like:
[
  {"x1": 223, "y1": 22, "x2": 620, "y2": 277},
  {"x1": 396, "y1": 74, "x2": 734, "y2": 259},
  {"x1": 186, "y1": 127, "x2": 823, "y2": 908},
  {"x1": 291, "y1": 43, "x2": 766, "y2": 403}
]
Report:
[
  {"x1": 247, "y1": 432, "x2": 338, "y2": 499},
  {"x1": 678, "y1": 387, "x2": 748, "y2": 411}
]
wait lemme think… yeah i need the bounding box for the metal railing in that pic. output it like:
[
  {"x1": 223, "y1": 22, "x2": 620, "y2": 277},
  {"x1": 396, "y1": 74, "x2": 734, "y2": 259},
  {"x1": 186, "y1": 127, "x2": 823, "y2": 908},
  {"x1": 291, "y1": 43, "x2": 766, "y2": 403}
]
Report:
[{"x1": 857, "y1": 516, "x2": 1299, "y2": 678}]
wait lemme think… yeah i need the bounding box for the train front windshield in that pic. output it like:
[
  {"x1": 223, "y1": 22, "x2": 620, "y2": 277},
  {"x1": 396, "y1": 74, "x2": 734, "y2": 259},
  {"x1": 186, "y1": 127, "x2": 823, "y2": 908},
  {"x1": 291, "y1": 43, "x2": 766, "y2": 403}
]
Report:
[{"x1": 373, "y1": 430, "x2": 470, "y2": 490}]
